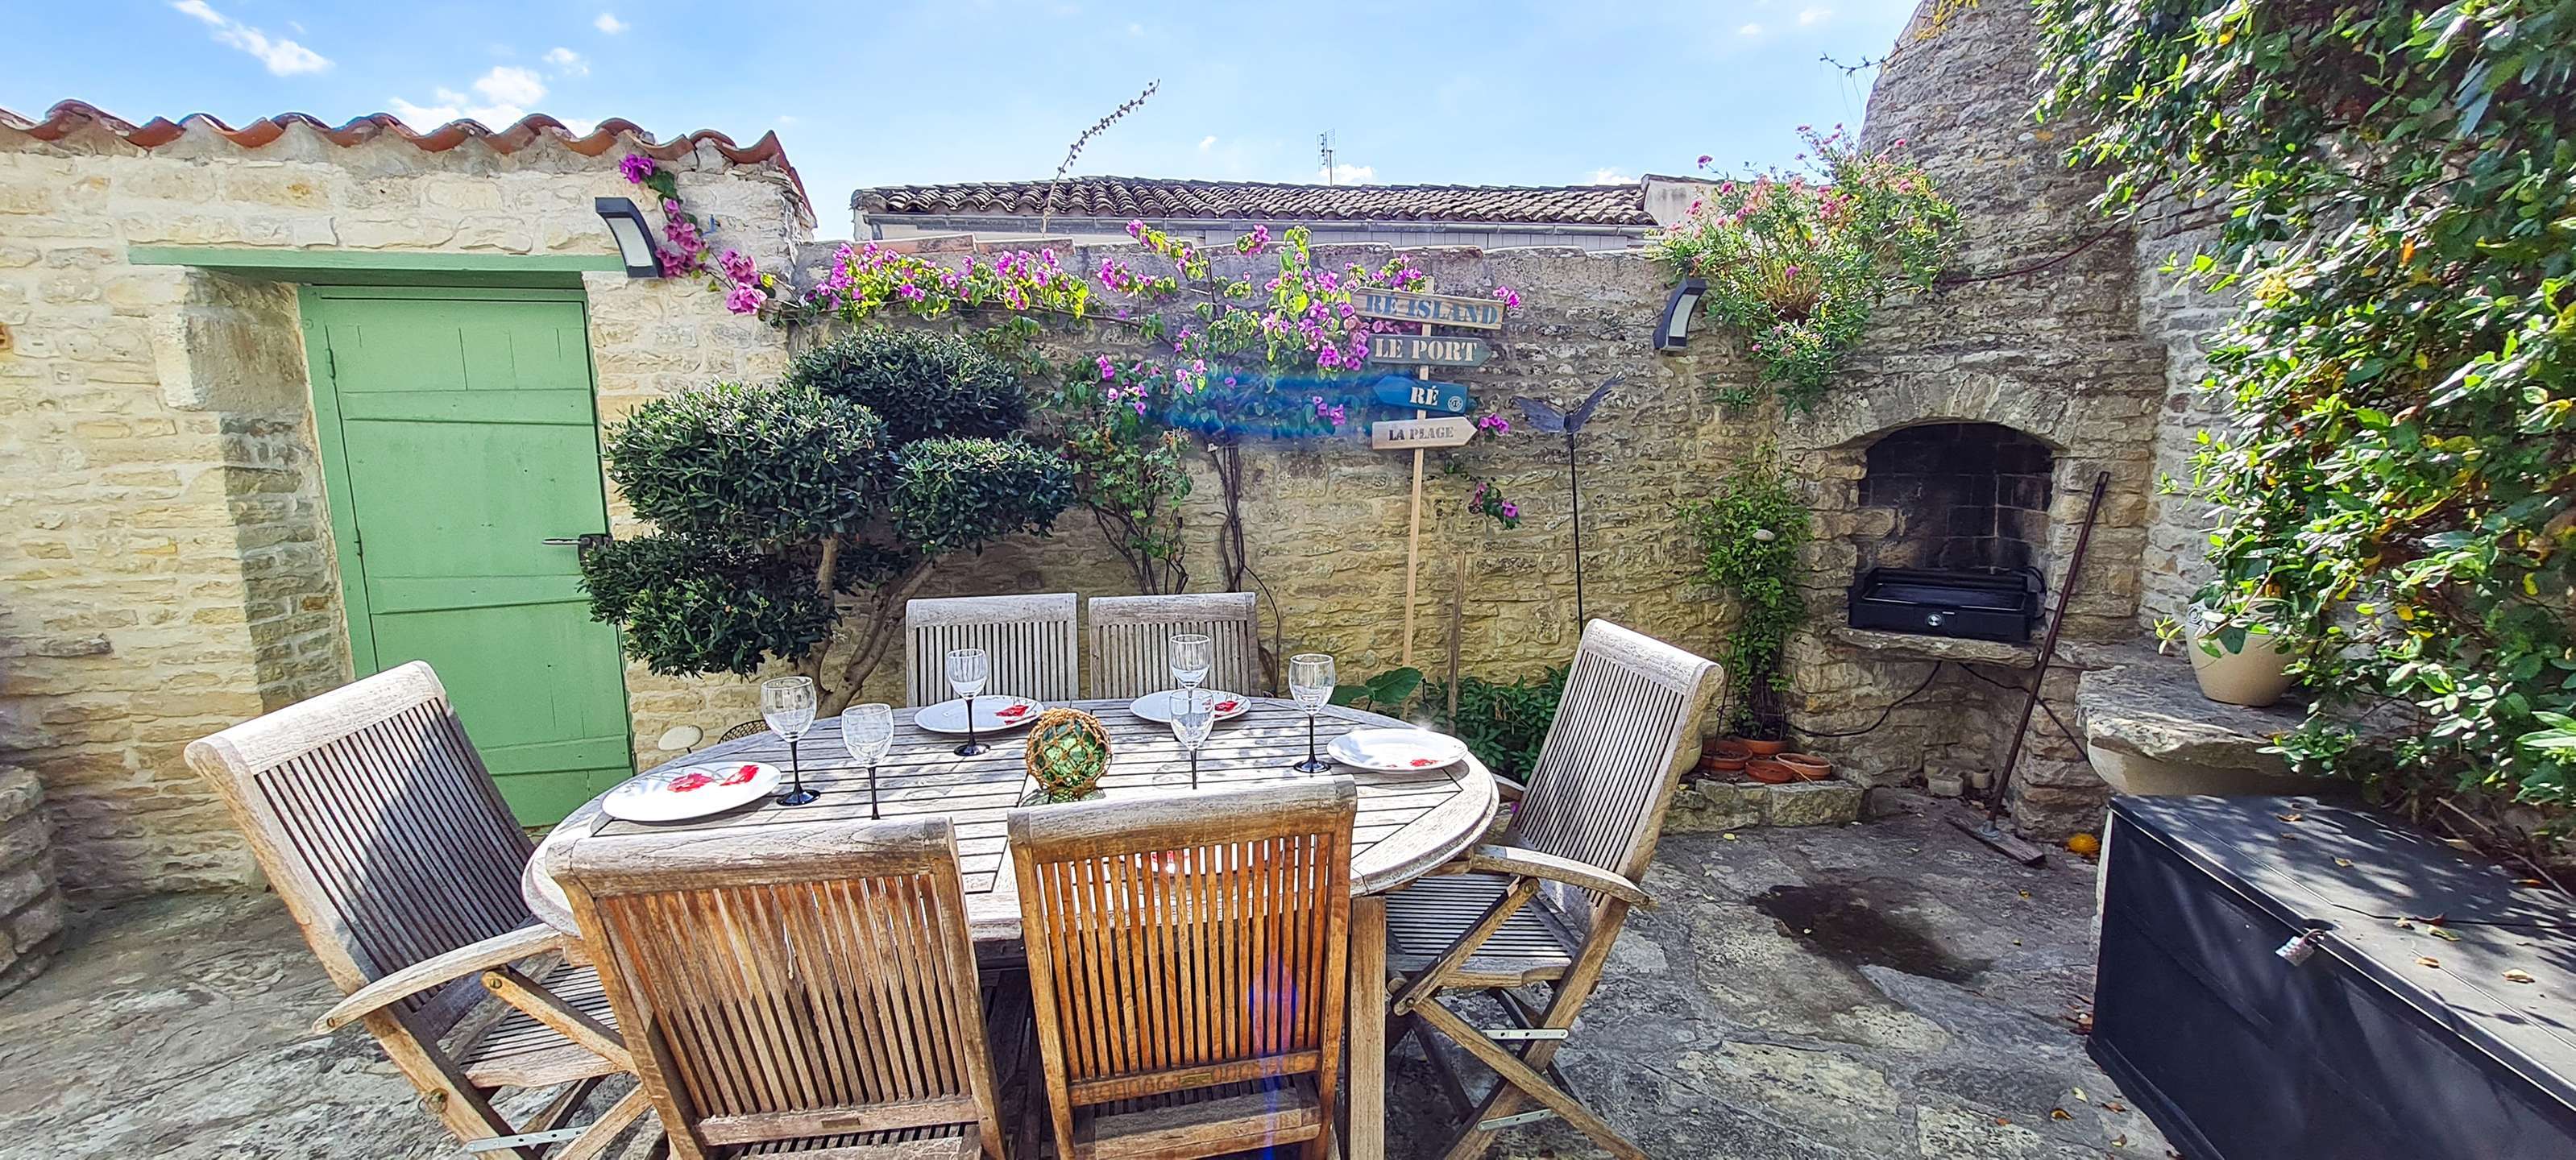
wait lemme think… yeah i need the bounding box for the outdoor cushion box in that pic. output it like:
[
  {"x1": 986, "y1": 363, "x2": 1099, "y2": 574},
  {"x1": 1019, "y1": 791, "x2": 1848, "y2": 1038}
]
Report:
[{"x1": 2094, "y1": 796, "x2": 2576, "y2": 1160}]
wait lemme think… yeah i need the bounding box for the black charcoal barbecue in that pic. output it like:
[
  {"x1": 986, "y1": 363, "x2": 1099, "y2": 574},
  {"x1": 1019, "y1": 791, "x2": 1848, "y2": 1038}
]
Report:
[{"x1": 1846, "y1": 566, "x2": 2044, "y2": 642}]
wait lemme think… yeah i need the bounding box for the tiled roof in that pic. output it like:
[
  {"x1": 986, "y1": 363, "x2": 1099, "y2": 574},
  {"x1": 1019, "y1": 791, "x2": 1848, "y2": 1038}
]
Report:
[
  {"x1": 855, "y1": 176, "x2": 1656, "y2": 227},
  {"x1": 1, "y1": 100, "x2": 811, "y2": 223}
]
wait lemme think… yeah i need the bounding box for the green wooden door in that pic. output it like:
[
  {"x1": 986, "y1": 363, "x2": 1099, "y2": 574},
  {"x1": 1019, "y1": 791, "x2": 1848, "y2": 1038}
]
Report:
[{"x1": 303, "y1": 287, "x2": 632, "y2": 823}]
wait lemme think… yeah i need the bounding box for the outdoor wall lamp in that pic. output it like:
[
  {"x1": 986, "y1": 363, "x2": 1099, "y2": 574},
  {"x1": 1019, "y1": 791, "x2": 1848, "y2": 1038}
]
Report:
[
  {"x1": 594, "y1": 197, "x2": 665, "y2": 278},
  {"x1": 1653, "y1": 277, "x2": 1707, "y2": 352}
]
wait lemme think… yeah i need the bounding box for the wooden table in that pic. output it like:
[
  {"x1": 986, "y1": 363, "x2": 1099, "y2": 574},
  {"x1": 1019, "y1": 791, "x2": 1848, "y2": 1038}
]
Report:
[{"x1": 521, "y1": 697, "x2": 1496, "y2": 1160}]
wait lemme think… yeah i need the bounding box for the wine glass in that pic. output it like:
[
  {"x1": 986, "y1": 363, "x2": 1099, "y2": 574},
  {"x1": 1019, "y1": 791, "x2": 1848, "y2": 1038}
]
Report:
[
  {"x1": 761, "y1": 676, "x2": 819, "y2": 806},
  {"x1": 1170, "y1": 688, "x2": 1215, "y2": 790},
  {"x1": 1287, "y1": 652, "x2": 1336, "y2": 773},
  {"x1": 1168, "y1": 632, "x2": 1213, "y2": 718},
  {"x1": 946, "y1": 648, "x2": 989, "y2": 757},
  {"x1": 842, "y1": 702, "x2": 895, "y2": 819}
]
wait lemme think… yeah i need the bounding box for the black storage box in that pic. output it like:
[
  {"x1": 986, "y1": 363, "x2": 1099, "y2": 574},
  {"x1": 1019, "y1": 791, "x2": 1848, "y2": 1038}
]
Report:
[
  {"x1": 1846, "y1": 566, "x2": 2043, "y2": 642},
  {"x1": 2095, "y1": 796, "x2": 2576, "y2": 1160}
]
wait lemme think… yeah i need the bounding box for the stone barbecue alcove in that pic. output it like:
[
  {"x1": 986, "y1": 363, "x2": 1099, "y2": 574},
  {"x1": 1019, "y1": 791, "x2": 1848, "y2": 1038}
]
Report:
[{"x1": 1856, "y1": 422, "x2": 2055, "y2": 577}]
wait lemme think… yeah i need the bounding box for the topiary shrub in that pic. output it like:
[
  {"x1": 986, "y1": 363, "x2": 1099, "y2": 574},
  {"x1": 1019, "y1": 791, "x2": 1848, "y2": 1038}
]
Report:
[
  {"x1": 583, "y1": 333, "x2": 1072, "y2": 710},
  {"x1": 785, "y1": 328, "x2": 1026, "y2": 445}
]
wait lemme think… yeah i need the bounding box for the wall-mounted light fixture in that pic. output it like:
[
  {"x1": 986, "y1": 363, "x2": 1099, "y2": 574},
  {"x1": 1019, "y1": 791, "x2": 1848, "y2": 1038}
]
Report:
[
  {"x1": 1653, "y1": 277, "x2": 1707, "y2": 352},
  {"x1": 594, "y1": 197, "x2": 664, "y2": 278}
]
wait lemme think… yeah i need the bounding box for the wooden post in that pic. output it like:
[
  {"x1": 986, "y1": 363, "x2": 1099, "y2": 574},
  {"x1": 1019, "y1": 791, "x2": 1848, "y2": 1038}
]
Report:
[{"x1": 1400, "y1": 317, "x2": 1431, "y2": 668}]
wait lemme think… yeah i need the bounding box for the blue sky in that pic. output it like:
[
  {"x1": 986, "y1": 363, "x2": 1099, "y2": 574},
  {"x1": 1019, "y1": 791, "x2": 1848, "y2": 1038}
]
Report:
[{"x1": 5, "y1": 1, "x2": 1919, "y2": 234}]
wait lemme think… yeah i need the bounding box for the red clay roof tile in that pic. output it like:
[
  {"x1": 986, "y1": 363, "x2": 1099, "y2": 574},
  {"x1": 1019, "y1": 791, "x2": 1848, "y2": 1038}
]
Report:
[{"x1": 856, "y1": 176, "x2": 1654, "y2": 227}]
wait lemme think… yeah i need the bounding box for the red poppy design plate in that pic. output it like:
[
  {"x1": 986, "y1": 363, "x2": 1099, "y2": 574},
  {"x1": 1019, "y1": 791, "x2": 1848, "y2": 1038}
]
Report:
[
  {"x1": 1326, "y1": 728, "x2": 1469, "y2": 773},
  {"x1": 1127, "y1": 690, "x2": 1253, "y2": 725},
  {"x1": 604, "y1": 762, "x2": 782, "y2": 823},
  {"x1": 913, "y1": 697, "x2": 1046, "y2": 736}
]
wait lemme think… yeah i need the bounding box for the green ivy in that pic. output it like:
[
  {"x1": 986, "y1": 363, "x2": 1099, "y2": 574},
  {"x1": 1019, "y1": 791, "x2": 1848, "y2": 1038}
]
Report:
[
  {"x1": 1681, "y1": 450, "x2": 1811, "y2": 740},
  {"x1": 2035, "y1": 0, "x2": 2576, "y2": 816}
]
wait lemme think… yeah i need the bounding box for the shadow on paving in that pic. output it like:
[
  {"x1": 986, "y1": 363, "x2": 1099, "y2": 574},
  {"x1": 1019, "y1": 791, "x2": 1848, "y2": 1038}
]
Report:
[{"x1": 0, "y1": 792, "x2": 2167, "y2": 1159}]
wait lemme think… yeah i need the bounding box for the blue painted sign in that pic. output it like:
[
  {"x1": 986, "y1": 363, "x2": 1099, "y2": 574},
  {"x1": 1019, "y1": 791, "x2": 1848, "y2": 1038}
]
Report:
[
  {"x1": 1367, "y1": 332, "x2": 1493, "y2": 368},
  {"x1": 1371, "y1": 376, "x2": 1473, "y2": 416}
]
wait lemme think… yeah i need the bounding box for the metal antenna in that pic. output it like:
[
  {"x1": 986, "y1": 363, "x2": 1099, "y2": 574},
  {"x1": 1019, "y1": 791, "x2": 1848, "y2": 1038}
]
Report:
[{"x1": 1319, "y1": 131, "x2": 1336, "y2": 184}]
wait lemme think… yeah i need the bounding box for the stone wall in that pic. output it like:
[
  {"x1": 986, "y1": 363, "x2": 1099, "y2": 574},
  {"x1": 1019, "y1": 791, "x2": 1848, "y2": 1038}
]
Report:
[
  {"x1": 0, "y1": 112, "x2": 804, "y2": 901},
  {"x1": 2133, "y1": 199, "x2": 2241, "y2": 630}
]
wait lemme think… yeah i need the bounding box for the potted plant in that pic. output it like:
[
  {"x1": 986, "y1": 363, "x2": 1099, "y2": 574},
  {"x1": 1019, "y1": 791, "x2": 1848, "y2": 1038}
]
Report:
[
  {"x1": 2178, "y1": 598, "x2": 2296, "y2": 708},
  {"x1": 1682, "y1": 446, "x2": 1812, "y2": 757}
]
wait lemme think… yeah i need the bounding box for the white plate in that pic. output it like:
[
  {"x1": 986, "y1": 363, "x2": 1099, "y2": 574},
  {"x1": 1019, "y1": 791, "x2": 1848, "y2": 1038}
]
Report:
[
  {"x1": 1328, "y1": 728, "x2": 1471, "y2": 773},
  {"x1": 602, "y1": 761, "x2": 781, "y2": 823},
  {"x1": 913, "y1": 696, "x2": 1046, "y2": 735},
  {"x1": 1128, "y1": 689, "x2": 1255, "y2": 724}
]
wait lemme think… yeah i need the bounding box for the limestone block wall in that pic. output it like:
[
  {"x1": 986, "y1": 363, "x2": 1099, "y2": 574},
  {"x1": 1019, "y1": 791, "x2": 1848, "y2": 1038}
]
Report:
[
  {"x1": 2133, "y1": 201, "x2": 2242, "y2": 630},
  {"x1": 0, "y1": 113, "x2": 804, "y2": 899}
]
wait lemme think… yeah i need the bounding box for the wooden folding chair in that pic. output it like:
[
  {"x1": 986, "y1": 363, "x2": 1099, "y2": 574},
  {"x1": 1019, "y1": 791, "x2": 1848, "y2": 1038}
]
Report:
[
  {"x1": 1085, "y1": 592, "x2": 1264, "y2": 698},
  {"x1": 183, "y1": 661, "x2": 649, "y2": 1160},
  {"x1": 1010, "y1": 778, "x2": 1359, "y2": 1160},
  {"x1": 903, "y1": 592, "x2": 1081, "y2": 707},
  {"x1": 552, "y1": 814, "x2": 1027, "y2": 1160},
  {"x1": 1380, "y1": 619, "x2": 1723, "y2": 1160}
]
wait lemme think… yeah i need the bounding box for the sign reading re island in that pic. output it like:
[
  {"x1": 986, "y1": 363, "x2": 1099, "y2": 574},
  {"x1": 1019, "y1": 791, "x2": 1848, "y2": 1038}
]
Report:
[{"x1": 1351, "y1": 288, "x2": 1505, "y2": 330}]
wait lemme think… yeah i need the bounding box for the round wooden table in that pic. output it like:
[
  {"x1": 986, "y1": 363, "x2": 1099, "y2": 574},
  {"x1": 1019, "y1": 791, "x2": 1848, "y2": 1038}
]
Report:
[{"x1": 522, "y1": 697, "x2": 1498, "y2": 941}]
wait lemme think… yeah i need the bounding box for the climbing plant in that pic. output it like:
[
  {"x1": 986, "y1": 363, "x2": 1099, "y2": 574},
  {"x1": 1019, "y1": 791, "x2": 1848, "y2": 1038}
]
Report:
[
  {"x1": 1681, "y1": 448, "x2": 1812, "y2": 740},
  {"x1": 2035, "y1": 0, "x2": 2576, "y2": 822}
]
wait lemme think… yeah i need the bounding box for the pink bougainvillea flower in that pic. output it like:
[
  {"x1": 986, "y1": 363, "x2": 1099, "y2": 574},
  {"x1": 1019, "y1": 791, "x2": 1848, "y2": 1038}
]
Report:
[
  {"x1": 619, "y1": 154, "x2": 657, "y2": 183},
  {"x1": 1492, "y1": 285, "x2": 1522, "y2": 309},
  {"x1": 724, "y1": 283, "x2": 767, "y2": 314},
  {"x1": 719, "y1": 249, "x2": 756, "y2": 284},
  {"x1": 1697, "y1": 155, "x2": 1713, "y2": 168}
]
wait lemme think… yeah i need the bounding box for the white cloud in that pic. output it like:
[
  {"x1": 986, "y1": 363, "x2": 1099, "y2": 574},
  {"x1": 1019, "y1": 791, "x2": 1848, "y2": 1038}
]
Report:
[
  {"x1": 778, "y1": 114, "x2": 799, "y2": 125},
  {"x1": 1198, "y1": 135, "x2": 1217, "y2": 151},
  {"x1": 544, "y1": 47, "x2": 588, "y2": 76},
  {"x1": 1126, "y1": 21, "x2": 1144, "y2": 35},
  {"x1": 1798, "y1": 6, "x2": 1832, "y2": 24},
  {"x1": 1587, "y1": 168, "x2": 1635, "y2": 184},
  {"x1": 1319, "y1": 162, "x2": 1375, "y2": 184},
  {"x1": 171, "y1": 1, "x2": 331, "y2": 76},
  {"x1": 388, "y1": 66, "x2": 551, "y2": 129},
  {"x1": 594, "y1": 11, "x2": 628, "y2": 33},
  {"x1": 1738, "y1": 22, "x2": 1764, "y2": 35}
]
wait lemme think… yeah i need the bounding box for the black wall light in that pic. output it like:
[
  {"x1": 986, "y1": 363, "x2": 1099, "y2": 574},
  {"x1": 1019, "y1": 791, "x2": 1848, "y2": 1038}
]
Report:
[
  {"x1": 594, "y1": 197, "x2": 664, "y2": 278},
  {"x1": 1653, "y1": 277, "x2": 1707, "y2": 352}
]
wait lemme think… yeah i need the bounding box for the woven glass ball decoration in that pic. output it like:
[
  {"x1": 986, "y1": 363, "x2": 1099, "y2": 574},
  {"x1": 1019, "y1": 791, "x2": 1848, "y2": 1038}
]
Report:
[{"x1": 1023, "y1": 707, "x2": 1112, "y2": 802}]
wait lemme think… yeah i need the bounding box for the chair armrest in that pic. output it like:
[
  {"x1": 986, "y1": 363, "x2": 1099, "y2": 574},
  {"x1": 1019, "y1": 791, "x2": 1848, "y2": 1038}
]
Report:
[
  {"x1": 1458, "y1": 844, "x2": 1651, "y2": 908},
  {"x1": 313, "y1": 924, "x2": 579, "y2": 1035},
  {"x1": 1492, "y1": 774, "x2": 1526, "y2": 803}
]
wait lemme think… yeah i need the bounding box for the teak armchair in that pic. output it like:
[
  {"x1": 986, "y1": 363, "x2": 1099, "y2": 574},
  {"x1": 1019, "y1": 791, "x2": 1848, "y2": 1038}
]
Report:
[
  {"x1": 1381, "y1": 619, "x2": 1723, "y2": 1160},
  {"x1": 184, "y1": 661, "x2": 647, "y2": 1159},
  {"x1": 1085, "y1": 592, "x2": 1264, "y2": 699},
  {"x1": 903, "y1": 593, "x2": 1081, "y2": 707},
  {"x1": 552, "y1": 814, "x2": 1023, "y2": 1160},
  {"x1": 1009, "y1": 778, "x2": 1359, "y2": 1160}
]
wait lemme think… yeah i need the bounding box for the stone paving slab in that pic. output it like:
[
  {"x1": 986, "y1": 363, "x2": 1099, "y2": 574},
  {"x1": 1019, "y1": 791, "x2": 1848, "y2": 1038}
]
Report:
[{"x1": 0, "y1": 794, "x2": 2167, "y2": 1159}]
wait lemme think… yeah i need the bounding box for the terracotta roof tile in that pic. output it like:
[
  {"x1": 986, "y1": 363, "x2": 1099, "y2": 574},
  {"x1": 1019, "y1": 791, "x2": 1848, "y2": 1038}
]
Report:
[
  {"x1": 1, "y1": 100, "x2": 811, "y2": 224},
  {"x1": 855, "y1": 176, "x2": 1654, "y2": 227}
]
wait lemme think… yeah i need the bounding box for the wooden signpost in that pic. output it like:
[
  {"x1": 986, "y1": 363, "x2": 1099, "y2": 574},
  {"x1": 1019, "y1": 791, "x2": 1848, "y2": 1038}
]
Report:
[
  {"x1": 1357, "y1": 285, "x2": 1508, "y2": 666},
  {"x1": 1368, "y1": 375, "x2": 1473, "y2": 416}
]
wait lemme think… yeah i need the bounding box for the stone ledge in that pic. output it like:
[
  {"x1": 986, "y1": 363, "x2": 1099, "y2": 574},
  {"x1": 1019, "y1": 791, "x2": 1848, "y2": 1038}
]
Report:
[
  {"x1": 1666, "y1": 777, "x2": 1865, "y2": 832},
  {"x1": 1831, "y1": 625, "x2": 2040, "y2": 668},
  {"x1": 2077, "y1": 656, "x2": 2303, "y2": 772}
]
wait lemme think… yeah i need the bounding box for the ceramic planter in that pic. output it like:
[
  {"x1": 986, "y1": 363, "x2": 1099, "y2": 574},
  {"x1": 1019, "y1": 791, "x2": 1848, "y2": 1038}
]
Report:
[
  {"x1": 2185, "y1": 607, "x2": 2295, "y2": 708},
  {"x1": 1742, "y1": 737, "x2": 1788, "y2": 757},
  {"x1": 1745, "y1": 758, "x2": 1798, "y2": 785},
  {"x1": 1701, "y1": 738, "x2": 1753, "y2": 775},
  {"x1": 1777, "y1": 752, "x2": 1833, "y2": 781}
]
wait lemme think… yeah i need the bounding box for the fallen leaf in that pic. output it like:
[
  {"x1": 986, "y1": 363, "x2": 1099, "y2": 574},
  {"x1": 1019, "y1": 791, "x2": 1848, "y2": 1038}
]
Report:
[
  {"x1": 1722, "y1": 833, "x2": 1738, "y2": 841},
  {"x1": 2050, "y1": 1108, "x2": 2072, "y2": 1121},
  {"x1": 2112, "y1": 1135, "x2": 2128, "y2": 1148},
  {"x1": 2278, "y1": 832, "x2": 2299, "y2": 841},
  {"x1": 2426, "y1": 926, "x2": 2462, "y2": 942},
  {"x1": 2277, "y1": 811, "x2": 2304, "y2": 822},
  {"x1": 2072, "y1": 1087, "x2": 2087, "y2": 1102},
  {"x1": 2419, "y1": 955, "x2": 2442, "y2": 968},
  {"x1": 2105, "y1": 1101, "x2": 2127, "y2": 1112},
  {"x1": 2516, "y1": 878, "x2": 2546, "y2": 887},
  {"x1": 2334, "y1": 857, "x2": 2354, "y2": 868},
  {"x1": 2504, "y1": 969, "x2": 2537, "y2": 984}
]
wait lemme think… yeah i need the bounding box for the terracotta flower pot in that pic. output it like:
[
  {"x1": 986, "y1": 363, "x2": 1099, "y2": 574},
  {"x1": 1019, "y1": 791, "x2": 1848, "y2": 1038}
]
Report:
[
  {"x1": 1742, "y1": 737, "x2": 1788, "y2": 757},
  {"x1": 1745, "y1": 758, "x2": 1797, "y2": 785},
  {"x1": 1701, "y1": 738, "x2": 1753, "y2": 774},
  {"x1": 1778, "y1": 752, "x2": 1833, "y2": 781}
]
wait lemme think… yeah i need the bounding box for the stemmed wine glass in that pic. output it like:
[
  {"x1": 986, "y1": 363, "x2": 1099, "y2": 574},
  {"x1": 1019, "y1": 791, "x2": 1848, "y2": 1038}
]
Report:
[
  {"x1": 1168, "y1": 632, "x2": 1213, "y2": 718},
  {"x1": 947, "y1": 648, "x2": 989, "y2": 757},
  {"x1": 761, "y1": 676, "x2": 819, "y2": 806},
  {"x1": 1171, "y1": 688, "x2": 1215, "y2": 790},
  {"x1": 1288, "y1": 653, "x2": 1335, "y2": 773},
  {"x1": 842, "y1": 702, "x2": 895, "y2": 819}
]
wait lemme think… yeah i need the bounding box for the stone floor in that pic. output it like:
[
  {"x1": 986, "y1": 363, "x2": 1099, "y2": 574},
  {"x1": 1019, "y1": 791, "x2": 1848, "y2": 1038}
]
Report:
[{"x1": 0, "y1": 793, "x2": 2168, "y2": 1159}]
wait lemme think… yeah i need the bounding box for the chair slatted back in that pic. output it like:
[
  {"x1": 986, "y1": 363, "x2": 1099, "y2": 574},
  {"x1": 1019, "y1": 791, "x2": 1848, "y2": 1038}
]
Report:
[
  {"x1": 1010, "y1": 780, "x2": 1356, "y2": 1142},
  {"x1": 184, "y1": 661, "x2": 538, "y2": 1037},
  {"x1": 904, "y1": 592, "x2": 1081, "y2": 708},
  {"x1": 554, "y1": 817, "x2": 1003, "y2": 1160},
  {"x1": 1507, "y1": 621, "x2": 1723, "y2": 913},
  {"x1": 1086, "y1": 592, "x2": 1264, "y2": 699}
]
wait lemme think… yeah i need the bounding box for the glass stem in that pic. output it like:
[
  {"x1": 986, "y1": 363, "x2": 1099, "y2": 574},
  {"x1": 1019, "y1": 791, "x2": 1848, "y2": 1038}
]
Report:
[
  {"x1": 788, "y1": 737, "x2": 802, "y2": 793},
  {"x1": 1190, "y1": 748, "x2": 1200, "y2": 790},
  {"x1": 868, "y1": 760, "x2": 880, "y2": 820},
  {"x1": 964, "y1": 695, "x2": 977, "y2": 752},
  {"x1": 1307, "y1": 711, "x2": 1318, "y2": 766}
]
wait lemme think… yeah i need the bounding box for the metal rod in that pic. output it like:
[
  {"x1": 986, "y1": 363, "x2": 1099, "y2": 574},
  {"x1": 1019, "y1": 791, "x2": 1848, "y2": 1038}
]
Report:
[
  {"x1": 1567, "y1": 432, "x2": 1585, "y2": 624},
  {"x1": 1994, "y1": 470, "x2": 2112, "y2": 813}
]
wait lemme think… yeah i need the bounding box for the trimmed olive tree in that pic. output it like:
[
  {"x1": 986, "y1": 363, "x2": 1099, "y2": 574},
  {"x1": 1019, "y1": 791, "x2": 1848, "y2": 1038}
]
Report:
[{"x1": 582, "y1": 330, "x2": 1073, "y2": 712}]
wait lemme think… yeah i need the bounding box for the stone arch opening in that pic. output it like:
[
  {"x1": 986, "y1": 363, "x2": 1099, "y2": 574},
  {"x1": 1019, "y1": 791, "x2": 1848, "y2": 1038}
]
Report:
[{"x1": 1856, "y1": 422, "x2": 2056, "y2": 578}]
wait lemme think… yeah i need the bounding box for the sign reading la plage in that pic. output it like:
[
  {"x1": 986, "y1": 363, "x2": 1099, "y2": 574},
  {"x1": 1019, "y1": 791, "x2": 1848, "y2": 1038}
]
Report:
[
  {"x1": 1351, "y1": 288, "x2": 1506, "y2": 330},
  {"x1": 1366, "y1": 333, "x2": 1493, "y2": 368},
  {"x1": 1370, "y1": 416, "x2": 1478, "y2": 450}
]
